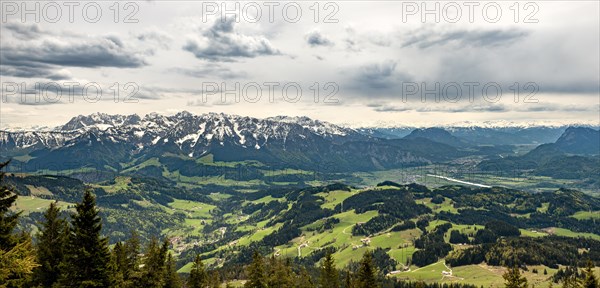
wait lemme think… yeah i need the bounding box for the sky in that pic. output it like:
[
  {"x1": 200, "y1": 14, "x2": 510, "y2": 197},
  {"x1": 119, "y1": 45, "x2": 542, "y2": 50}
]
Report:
[{"x1": 1, "y1": 1, "x2": 599, "y2": 129}]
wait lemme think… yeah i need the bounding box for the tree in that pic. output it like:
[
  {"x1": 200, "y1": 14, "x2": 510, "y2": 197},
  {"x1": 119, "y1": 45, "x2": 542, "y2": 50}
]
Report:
[
  {"x1": 0, "y1": 161, "x2": 38, "y2": 286},
  {"x1": 503, "y1": 265, "x2": 528, "y2": 288},
  {"x1": 343, "y1": 272, "x2": 353, "y2": 288},
  {"x1": 112, "y1": 241, "x2": 126, "y2": 287},
  {"x1": 582, "y1": 260, "x2": 598, "y2": 288},
  {"x1": 140, "y1": 237, "x2": 169, "y2": 288},
  {"x1": 209, "y1": 270, "x2": 221, "y2": 288},
  {"x1": 320, "y1": 251, "x2": 339, "y2": 288},
  {"x1": 164, "y1": 252, "x2": 182, "y2": 288},
  {"x1": 296, "y1": 267, "x2": 315, "y2": 288},
  {"x1": 0, "y1": 239, "x2": 38, "y2": 287},
  {"x1": 124, "y1": 230, "x2": 141, "y2": 286},
  {"x1": 189, "y1": 254, "x2": 208, "y2": 288},
  {"x1": 58, "y1": 189, "x2": 113, "y2": 287},
  {"x1": 267, "y1": 256, "x2": 293, "y2": 288},
  {"x1": 33, "y1": 201, "x2": 68, "y2": 287},
  {"x1": 562, "y1": 274, "x2": 582, "y2": 288},
  {"x1": 245, "y1": 251, "x2": 267, "y2": 288},
  {"x1": 356, "y1": 251, "x2": 377, "y2": 288},
  {"x1": 0, "y1": 161, "x2": 19, "y2": 250}
]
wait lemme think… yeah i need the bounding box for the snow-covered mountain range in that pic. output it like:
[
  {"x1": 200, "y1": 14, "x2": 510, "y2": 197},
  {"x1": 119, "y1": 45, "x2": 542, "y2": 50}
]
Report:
[{"x1": 0, "y1": 112, "x2": 366, "y2": 153}]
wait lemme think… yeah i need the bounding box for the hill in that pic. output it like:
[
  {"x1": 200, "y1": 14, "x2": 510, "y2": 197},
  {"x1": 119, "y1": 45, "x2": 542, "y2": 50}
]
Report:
[
  {"x1": 8, "y1": 172, "x2": 600, "y2": 287},
  {"x1": 477, "y1": 127, "x2": 600, "y2": 187},
  {"x1": 403, "y1": 128, "x2": 470, "y2": 147},
  {"x1": 554, "y1": 126, "x2": 600, "y2": 155}
]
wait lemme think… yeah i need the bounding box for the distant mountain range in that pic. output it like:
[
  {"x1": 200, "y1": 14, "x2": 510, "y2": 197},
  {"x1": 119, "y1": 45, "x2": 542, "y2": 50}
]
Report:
[
  {"x1": 403, "y1": 128, "x2": 471, "y2": 148},
  {"x1": 358, "y1": 126, "x2": 591, "y2": 145},
  {"x1": 478, "y1": 127, "x2": 599, "y2": 182},
  {"x1": 0, "y1": 112, "x2": 460, "y2": 172},
  {"x1": 1, "y1": 112, "x2": 597, "y2": 175}
]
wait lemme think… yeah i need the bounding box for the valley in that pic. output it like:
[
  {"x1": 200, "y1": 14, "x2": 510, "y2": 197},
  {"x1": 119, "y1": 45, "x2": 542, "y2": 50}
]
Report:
[{"x1": 2, "y1": 112, "x2": 599, "y2": 287}]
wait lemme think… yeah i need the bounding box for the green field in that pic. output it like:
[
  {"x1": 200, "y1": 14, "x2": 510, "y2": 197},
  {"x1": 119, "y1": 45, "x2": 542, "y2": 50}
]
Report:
[{"x1": 12, "y1": 196, "x2": 72, "y2": 215}]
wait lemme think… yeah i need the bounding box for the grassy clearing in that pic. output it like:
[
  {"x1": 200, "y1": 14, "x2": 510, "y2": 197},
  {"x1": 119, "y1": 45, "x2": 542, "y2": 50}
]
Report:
[
  {"x1": 571, "y1": 210, "x2": 600, "y2": 220},
  {"x1": 25, "y1": 184, "x2": 53, "y2": 196},
  {"x1": 93, "y1": 176, "x2": 132, "y2": 193},
  {"x1": 12, "y1": 196, "x2": 72, "y2": 215},
  {"x1": 422, "y1": 198, "x2": 458, "y2": 214},
  {"x1": 236, "y1": 223, "x2": 284, "y2": 246},
  {"x1": 317, "y1": 189, "x2": 355, "y2": 210},
  {"x1": 545, "y1": 227, "x2": 600, "y2": 240},
  {"x1": 169, "y1": 199, "x2": 216, "y2": 219},
  {"x1": 121, "y1": 158, "x2": 161, "y2": 173},
  {"x1": 163, "y1": 170, "x2": 264, "y2": 187}
]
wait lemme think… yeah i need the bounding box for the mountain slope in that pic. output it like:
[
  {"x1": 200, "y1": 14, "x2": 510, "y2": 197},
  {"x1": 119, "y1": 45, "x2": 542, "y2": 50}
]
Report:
[
  {"x1": 554, "y1": 127, "x2": 600, "y2": 154},
  {"x1": 404, "y1": 128, "x2": 470, "y2": 147}
]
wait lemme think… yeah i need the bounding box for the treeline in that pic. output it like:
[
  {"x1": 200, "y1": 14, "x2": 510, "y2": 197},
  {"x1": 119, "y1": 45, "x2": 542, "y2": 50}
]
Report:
[
  {"x1": 430, "y1": 185, "x2": 600, "y2": 235},
  {"x1": 446, "y1": 236, "x2": 600, "y2": 268},
  {"x1": 411, "y1": 223, "x2": 452, "y2": 267},
  {"x1": 340, "y1": 187, "x2": 431, "y2": 236},
  {"x1": 237, "y1": 249, "x2": 479, "y2": 288}
]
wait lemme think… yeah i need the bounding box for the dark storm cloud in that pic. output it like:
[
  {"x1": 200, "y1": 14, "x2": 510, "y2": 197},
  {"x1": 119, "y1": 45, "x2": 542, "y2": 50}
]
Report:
[
  {"x1": 305, "y1": 30, "x2": 334, "y2": 47},
  {"x1": 183, "y1": 17, "x2": 280, "y2": 61}
]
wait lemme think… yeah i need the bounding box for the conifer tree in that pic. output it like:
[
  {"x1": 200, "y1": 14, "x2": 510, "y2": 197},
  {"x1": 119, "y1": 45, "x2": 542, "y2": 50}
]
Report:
[
  {"x1": 0, "y1": 161, "x2": 19, "y2": 250},
  {"x1": 111, "y1": 241, "x2": 126, "y2": 287},
  {"x1": 164, "y1": 252, "x2": 182, "y2": 288},
  {"x1": 320, "y1": 251, "x2": 340, "y2": 288},
  {"x1": 140, "y1": 237, "x2": 168, "y2": 288},
  {"x1": 0, "y1": 161, "x2": 38, "y2": 286},
  {"x1": 582, "y1": 260, "x2": 598, "y2": 288},
  {"x1": 245, "y1": 251, "x2": 267, "y2": 288},
  {"x1": 561, "y1": 265, "x2": 582, "y2": 288},
  {"x1": 189, "y1": 254, "x2": 209, "y2": 288},
  {"x1": 58, "y1": 189, "x2": 113, "y2": 287},
  {"x1": 33, "y1": 201, "x2": 68, "y2": 287},
  {"x1": 124, "y1": 230, "x2": 141, "y2": 285},
  {"x1": 267, "y1": 256, "x2": 293, "y2": 288},
  {"x1": 503, "y1": 265, "x2": 528, "y2": 288},
  {"x1": 209, "y1": 270, "x2": 221, "y2": 288},
  {"x1": 343, "y1": 271, "x2": 353, "y2": 288},
  {"x1": 296, "y1": 267, "x2": 315, "y2": 288},
  {"x1": 356, "y1": 251, "x2": 377, "y2": 288}
]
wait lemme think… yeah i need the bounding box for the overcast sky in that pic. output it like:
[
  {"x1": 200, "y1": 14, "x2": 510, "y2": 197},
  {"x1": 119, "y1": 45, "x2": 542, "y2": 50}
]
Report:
[{"x1": 1, "y1": 1, "x2": 599, "y2": 129}]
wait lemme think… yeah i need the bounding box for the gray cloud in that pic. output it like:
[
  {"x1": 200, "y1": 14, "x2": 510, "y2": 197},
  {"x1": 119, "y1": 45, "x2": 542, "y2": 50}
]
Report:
[
  {"x1": 183, "y1": 17, "x2": 280, "y2": 61},
  {"x1": 346, "y1": 61, "x2": 413, "y2": 95},
  {"x1": 135, "y1": 29, "x2": 172, "y2": 50},
  {"x1": 370, "y1": 103, "x2": 508, "y2": 113},
  {"x1": 0, "y1": 65, "x2": 71, "y2": 80},
  {"x1": 171, "y1": 64, "x2": 247, "y2": 79},
  {"x1": 402, "y1": 28, "x2": 528, "y2": 49},
  {"x1": 3, "y1": 22, "x2": 44, "y2": 40},
  {"x1": 1, "y1": 39, "x2": 147, "y2": 68},
  {"x1": 0, "y1": 22, "x2": 148, "y2": 82},
  {"x1": 305, "y1": 30, "x2": 334, "y2": 47}
]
